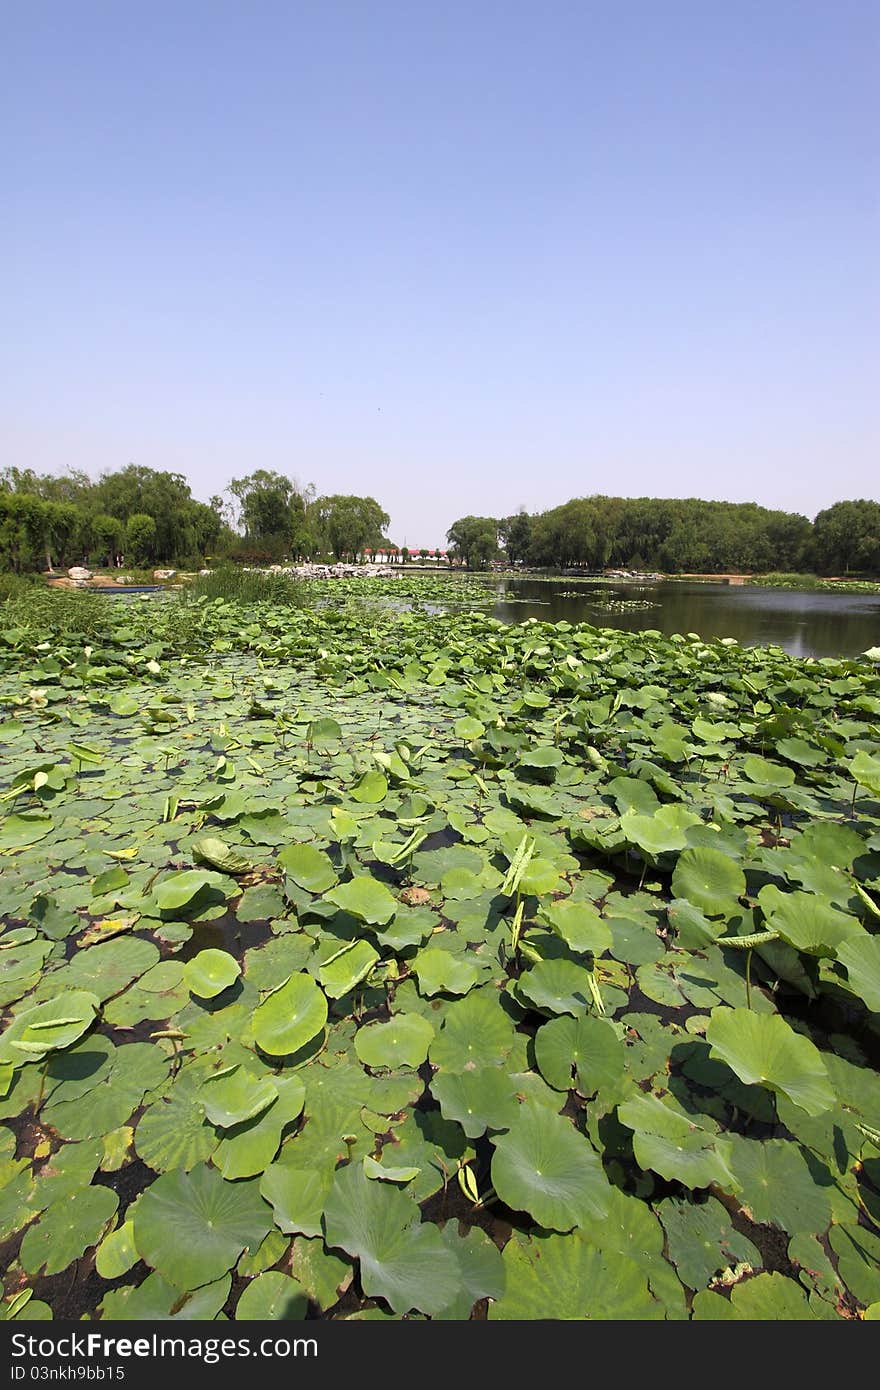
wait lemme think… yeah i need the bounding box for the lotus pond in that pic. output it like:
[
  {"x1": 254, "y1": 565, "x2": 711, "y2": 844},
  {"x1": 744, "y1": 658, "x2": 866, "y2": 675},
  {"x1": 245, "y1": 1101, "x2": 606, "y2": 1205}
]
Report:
[{"x1": 0, "y1": 584, "x2": 879, "y2": 1322}]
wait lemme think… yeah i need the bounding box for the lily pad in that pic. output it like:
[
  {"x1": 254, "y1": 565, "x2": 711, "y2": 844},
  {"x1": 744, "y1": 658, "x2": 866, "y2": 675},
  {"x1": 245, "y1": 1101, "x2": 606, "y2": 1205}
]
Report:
[
  {"x1": 671, "y1": 848, "x2": 745, "y2": 918},
  {"x1": 235, "y1": 1271, "x2": 309, "y2": 1320},
  {"x1": 252, "y1": 972, "x2": 328, "y2": 1057},
  {"x1": 133, "y1": 1163, "x2": 273, "y2": 1290},
  {"x1": 354, "y1": 1013, "x2": 435, "y2": 1070},
  {"x1": 706, "y1": 1008, "x2": 834, "y2": 1116},
  {"x1": 184, "y1": 949, "x2": 242, "y2": 999},
  {"x1": 490, "y1": 1101, "x2": 609, "y2": 1230},
  {"x1": 322, "y1": 1161, "x2": 459, "y2": 1315},
  {"x1": 324, "y1": 875, "x2": 397, "y2": 926}
]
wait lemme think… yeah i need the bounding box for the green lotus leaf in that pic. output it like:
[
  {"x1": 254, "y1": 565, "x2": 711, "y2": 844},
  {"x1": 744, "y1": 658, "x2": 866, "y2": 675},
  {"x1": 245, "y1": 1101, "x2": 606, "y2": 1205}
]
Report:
[
  {"x1": 351, "y1": 770, "x2": 389, "y2": 803},
  {"x1": 727, "y1": 1135, "x2": 832, "y2": 1235},
  {"x1": 319, "y1": 940, "x2": 380, "y2": 999},
  {"x1": 490, "y1": 1101, "x2": 609, "y2": 1230},
  {"x1": 430, "y1": 1067, "x2": 519, "y2": 1138},
  {"x1": 433, "y1": 1223, "x2": 506, "y2": 1320},
  {"x1": 490, "y1": 1230, "x2": 662, "y2": 1320},
  {"x1": 671, "y1": 847, "x2": 745, "y2": 918},
  {"x1": 742, "y1": 755, "x2": 796, "y2": 788},
  {"x1": 235, "y1": 1270, "x2": 309, "y2": 1320},
  {"x1": 620, "y1": 803, "x2": 700, "y2": 857},
  {"x1": 757, "y1": 885, "x2": 862, "y2": 957},
  {"x1": 0, "y1": 812, "x2": 53, "y2": 849},
  {"x1": 517, "y1": 857, "x2": 565, "y2": 896},
  {"x1": 252, "y1": 972, "x2": 328, "y2": 1056},
  {"x1": 324, "y1": 875, "x2": 397, "y2": 926},
  {"x1": 658, "y1": 1195, "x2": 760, "y2": 1290},
  {"x1": 100, "y1": 1272, "x2": 232, "y2": 1322},
  {"x1": 0, "y1": 991, "x2": 100, "y2": 1067},
  {"x1": 183, "y1": 949, "x2": 241, "y2": 999},
  {"x1": 95, "y1": 1219, "x2": 139, "y2": 1280},
  {"x1": 411, "y1": 946, "x2": 481, "y2": 997},
  {"x1": 539, "y1": 899, "x2": 612, "y2": 955},
  {"x1": 19, "y1": 1186, "x2": 119, "y2": 1276},
  {"x1": 290, "y1": 1237, "x2": 353, "y2": 1310},
  {"x1": 133, "y1": 1163, "x2": 272, "y2": 1290},
  {"x1": 428, "y1": 988, "x2": 517, "y2": 1072},
  {"x1": 692, "y1": 717, "x2": 741, "y2": 743},
  {"x1": 154, "y1": 869, "x2": 233, "y2": 913},
  {"x1": 534, "y1": 1015, "x2": 626, "y2": 1098},
  {"x1": 706, "y1": 1007, "x2": 834, "y2": 1116},
  {"x1": 519, "y1": 745, "x2": 563, "y2": 771},
  {"x1": 695, "y1": 1271, "x2": 819, "y2": 1320},
  {"x1": 850, "y1": 750, "x2": 880, "y2": 797},
  {"x1": 42, "y1": 1040, "x2": 168, "y2": 1140},
  {"x1": 354, "y1": 1013, "x2": 435, "y2": 1070},
  {"x1": 277, "y1": 842, "x2": 338, "y2": 892},
  {"x1": 47, "y1": 937, "x2": 159, "y2": 1003},
  {"x1": 199, "y1": 1065, "x2": 279, "y2": 1129},
  {"x1": 837, "y1": 934, "x2": 880, "y2": 1012},
  {"x1": 514, "y1": 958, "x2": 591, "y2": 1016},
  {"x1": 260, "y1": 1163, "x2": 333, "y2": 1238},
  {"x1": 362, "y1": 1156, "x2": 421, "y2": 1183},
  {"x1": 322, "y1": 1161, "x2": 459, "y2": 1315},
  {"x1": 191, "y1": 836, "x2": 251, "y2": 874},
  {"x1": 214, "y1": 1076, "x2": 306, "y2": 1180},
  {"x1": 308, "y1": 717, "x2": 342, "y2": 746},
  {"x1": 617, "y1": 1094, "x2": 738, "y2": 1192},
  {"x1": 455, "y1": 716, "x2": 485, "y2": 741},
  {"x1": 775, "y1": 737, "x2": 825, "y2": 767},
  {"x1": 829, "y1": 1224, "x2": 880, "y2": 1306},
  {"x1": 237, "y1": 1230, "x2": 290, "y2": 1278},
  {"x1": 135, "y1": 1075, "x2": 218, "y2": 1172}
]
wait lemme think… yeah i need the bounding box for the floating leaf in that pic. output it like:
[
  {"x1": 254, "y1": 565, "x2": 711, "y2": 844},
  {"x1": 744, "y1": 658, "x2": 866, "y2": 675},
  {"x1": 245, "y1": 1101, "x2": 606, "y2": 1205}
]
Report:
[
  {"x1": 191, "y1": 837, "x2": 251, "y2": 874},
  {"x1": 278, "y1": 842, "x2": 337, "y2": 892},
  {"x1": 706, "y1": 1008, "x2": 834, "y2": 1116},
  {"x1": 324, "y1": 875, "x2": 397, "y2": 926},
  {"x1": 351, "y1": 771, "x2": 388, "y2": 804},
  {"x1": 260, "y1": 1164, "x2": 333, "y2": 1238},
  {"x1": 490, "y1": 1101, "x2": 609, "y2": 1230},
  {"x1": 252, "y1": 972, "x2": 328, "y2": 1057},
  {"x1": 671, "y1": 848, "x2": 745, "y2": 917},
  {"x1": 411, "y1": 946, "x2": 481, "y2": 997},
  {"x1": 235, "y1": 1271, "x2": 309, "y2": 1320},
  {"x1": 133, "y1": 1163, "x2": 272, "y2": 1290},
  {"x1": 183, "y1": 949, "x2": 241, "y2": 999},
  {"x1": 319, "y1": 940, "x2": 380, "y2": 999},
  {"x1": 322, "y1": 1161, "x2": 459, "y2": 1315},
  {"x1": 154, "y1": 869, "x2": 232, "y2": 913},
  {"x1": 354, "y1": 1013, "x2": 435, "y2": 1070},
  {"x1": 200, "y1": 1066, "x2": 279, "y2": 1129},
  {"x1": 534, "y1": 1015, "x2": 626, "y2": 1098},
  {"x1": 618, "y1": 1094, "x2": 738, "y2": 1192},
  {"x1": 20, "y1": 1186, "x2": 119, "y2": 1276},
  {"x1": 0, "y1": 991, "x2": 99, "y2": 1067},
  {"x1": 430, "y1": 1067, "x2": 519, "y2": 1138}
]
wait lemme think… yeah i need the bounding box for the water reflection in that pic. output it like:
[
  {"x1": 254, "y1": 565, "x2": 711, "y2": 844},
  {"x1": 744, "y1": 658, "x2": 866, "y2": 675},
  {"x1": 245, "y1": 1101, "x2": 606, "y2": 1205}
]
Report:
[{"x1": 489, "y1": 579, "x2": 880, "y2": 659}]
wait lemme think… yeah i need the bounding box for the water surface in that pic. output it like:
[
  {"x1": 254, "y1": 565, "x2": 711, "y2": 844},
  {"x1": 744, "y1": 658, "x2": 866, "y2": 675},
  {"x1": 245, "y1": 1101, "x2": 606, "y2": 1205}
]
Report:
[{"x1": 489, "y1": 578, "x2": 880, "y2": 659}]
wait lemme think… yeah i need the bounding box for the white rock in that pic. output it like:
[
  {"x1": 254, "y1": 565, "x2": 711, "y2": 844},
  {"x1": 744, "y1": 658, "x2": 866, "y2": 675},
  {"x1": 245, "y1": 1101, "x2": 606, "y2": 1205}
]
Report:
[{"x1": 68, "y1": 566, "x2": 92, "y2": 580}]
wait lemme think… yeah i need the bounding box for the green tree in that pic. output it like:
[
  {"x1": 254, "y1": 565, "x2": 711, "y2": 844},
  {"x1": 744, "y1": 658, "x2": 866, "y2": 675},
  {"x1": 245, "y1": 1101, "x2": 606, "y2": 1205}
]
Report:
[
  {"x1": 446, "y1": 516, "x2": 499, "y2": 569},
  {"x1": 812, "y1": 500, "x2": 880, "y2": 575},
  {"x1": 499, "y1": 510, "x2": 532, "y2": 565},
  {"x1": 314, "y1": 495, "x2": 391, "y2": 561},
  {"x1": 125, "y1": 513, "x2": 157, "y2": 565}
]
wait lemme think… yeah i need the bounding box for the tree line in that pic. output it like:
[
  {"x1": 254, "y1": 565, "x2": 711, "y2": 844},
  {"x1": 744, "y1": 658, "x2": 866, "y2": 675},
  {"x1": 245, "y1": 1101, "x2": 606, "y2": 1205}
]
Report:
[
  {"x1": 0, "y1": 466, "x2": 391, "y2": 572},
  {"x1": 447, "y1": 497, "x2": 880, "y2": 575}
]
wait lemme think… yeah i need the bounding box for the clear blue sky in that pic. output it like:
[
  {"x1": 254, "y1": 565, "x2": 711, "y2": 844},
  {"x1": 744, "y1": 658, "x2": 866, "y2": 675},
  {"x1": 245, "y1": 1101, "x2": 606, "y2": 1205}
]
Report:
[{"x1": 3, "y1": 1, "x2": 877, "y2": 548}]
